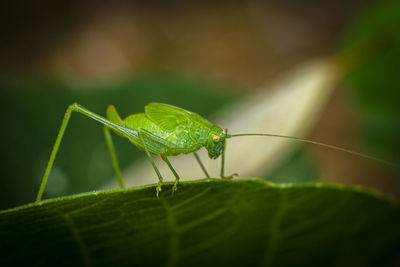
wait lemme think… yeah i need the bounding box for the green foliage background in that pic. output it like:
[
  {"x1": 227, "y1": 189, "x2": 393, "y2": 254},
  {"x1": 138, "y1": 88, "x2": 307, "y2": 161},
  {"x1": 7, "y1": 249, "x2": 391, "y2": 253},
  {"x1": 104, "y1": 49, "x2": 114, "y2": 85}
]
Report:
[{"x1": 342, "y1": 0, "x2": 400, "y2": 165}]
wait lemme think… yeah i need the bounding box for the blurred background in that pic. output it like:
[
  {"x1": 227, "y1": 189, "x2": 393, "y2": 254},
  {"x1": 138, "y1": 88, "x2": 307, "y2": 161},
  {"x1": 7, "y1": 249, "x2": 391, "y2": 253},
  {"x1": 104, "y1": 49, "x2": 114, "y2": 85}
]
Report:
[{"x1": 1, "y1": 0, "x2": 399, "y2": 209}]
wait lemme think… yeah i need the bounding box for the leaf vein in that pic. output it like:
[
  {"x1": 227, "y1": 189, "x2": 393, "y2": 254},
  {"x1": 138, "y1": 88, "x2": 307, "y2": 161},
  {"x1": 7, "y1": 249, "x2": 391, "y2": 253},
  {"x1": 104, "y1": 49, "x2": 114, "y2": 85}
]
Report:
[
  {"x1": 62, "y1": 213, "x2": 92, "y2": 267},
  {"x1": 161, "y1": 198, "x2": 180, "y2": 267},
  {"x1": 260, "y1": 189, "x2": 287, "y2": 266},
  {"x1": 171, "y1": 187, "x2": 212, "y2": 211},
  {"x1": 177, "y1": 208, "x2": 227, "y2": 233}
]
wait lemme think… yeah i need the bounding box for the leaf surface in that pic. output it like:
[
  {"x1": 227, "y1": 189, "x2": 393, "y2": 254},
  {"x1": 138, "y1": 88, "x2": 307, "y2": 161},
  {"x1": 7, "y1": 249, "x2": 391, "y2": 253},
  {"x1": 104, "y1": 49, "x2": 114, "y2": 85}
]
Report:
[{"x1": 1, "y1": 179, "x2": 399, "y2": 266}]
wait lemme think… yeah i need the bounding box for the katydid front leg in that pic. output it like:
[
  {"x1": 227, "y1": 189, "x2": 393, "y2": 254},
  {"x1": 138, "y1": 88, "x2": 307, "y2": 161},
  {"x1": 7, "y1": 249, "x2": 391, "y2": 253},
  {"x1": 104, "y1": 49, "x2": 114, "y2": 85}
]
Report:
[
  {"x1": 193, "y1": 152, "x2": 210, "y2": 178},
  {"x1": 220, "y1": 137, "x2": 238, "y2": 180}
]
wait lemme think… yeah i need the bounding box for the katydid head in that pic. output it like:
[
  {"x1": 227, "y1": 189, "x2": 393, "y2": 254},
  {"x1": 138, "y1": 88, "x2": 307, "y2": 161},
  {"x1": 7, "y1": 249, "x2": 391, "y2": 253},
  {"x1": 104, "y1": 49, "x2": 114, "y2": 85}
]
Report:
[{"x1": 206, "y1": 128, "x2": 231, "y2": 159}]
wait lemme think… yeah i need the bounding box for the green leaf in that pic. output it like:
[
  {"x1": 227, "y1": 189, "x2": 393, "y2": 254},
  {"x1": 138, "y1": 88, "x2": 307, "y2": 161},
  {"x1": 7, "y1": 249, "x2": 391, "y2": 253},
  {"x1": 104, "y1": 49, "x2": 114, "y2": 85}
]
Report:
[{"x1": 1, "y1": 179, "x2": 399, "y2": 266}]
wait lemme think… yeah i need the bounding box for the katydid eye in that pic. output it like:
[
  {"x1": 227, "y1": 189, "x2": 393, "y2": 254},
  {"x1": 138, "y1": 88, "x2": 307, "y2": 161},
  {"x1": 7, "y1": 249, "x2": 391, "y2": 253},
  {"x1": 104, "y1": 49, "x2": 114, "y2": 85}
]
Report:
[{"x1": 212, "y1": 135, "x2": 220, "y2": 142}]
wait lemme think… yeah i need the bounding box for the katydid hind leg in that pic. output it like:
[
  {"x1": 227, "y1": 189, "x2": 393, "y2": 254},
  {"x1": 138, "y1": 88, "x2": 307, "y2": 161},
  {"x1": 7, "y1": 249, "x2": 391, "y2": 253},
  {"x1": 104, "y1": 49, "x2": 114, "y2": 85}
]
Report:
[
  {"x1": 104, "y1": 126, "x2": 125, "y2": 189},
  {"x1": 106, "y1": 104, "x2": 123, "y2": 125},
  {"x1": 36, "y1": 104, "x2": 75, "y2": 201},
  {"x1": 37, "y1": 103, "x2": 136, "y2": 201}
]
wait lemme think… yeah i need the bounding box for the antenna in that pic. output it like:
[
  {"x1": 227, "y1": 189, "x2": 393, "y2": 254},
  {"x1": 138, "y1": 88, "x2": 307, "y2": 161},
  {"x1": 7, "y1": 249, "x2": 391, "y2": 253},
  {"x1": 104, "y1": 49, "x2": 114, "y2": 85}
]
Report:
[{"x1": 230, "y1": 133, "x2": 395, "y2": 167}]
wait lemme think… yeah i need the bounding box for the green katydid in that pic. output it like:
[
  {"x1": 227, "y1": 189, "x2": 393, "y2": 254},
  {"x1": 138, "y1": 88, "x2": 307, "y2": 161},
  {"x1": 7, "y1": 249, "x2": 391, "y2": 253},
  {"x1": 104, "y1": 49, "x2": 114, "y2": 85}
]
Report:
[{"x1": 36, "y1": 102, "x2": 392, "y2": 201}]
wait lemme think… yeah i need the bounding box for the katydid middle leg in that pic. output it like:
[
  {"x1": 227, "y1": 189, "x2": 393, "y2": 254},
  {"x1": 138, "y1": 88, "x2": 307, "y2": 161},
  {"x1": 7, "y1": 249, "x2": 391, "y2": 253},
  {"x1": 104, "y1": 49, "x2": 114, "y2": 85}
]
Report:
[
  {"x1": 161, "y1": 154, "x2": 180, "y2": 194},
  {"x1": 137, "y1": 129, "x2": 165, "y2": 198},
  {"x1": 137, "y1": 129, "x2": 184, "y2": 196}
]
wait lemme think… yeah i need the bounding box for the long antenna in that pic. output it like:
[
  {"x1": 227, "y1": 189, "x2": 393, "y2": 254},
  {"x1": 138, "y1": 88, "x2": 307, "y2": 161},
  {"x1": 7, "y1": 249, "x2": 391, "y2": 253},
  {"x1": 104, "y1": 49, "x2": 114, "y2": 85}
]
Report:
[{"x1": 230, "y1": 133, "x2": 395, "y2": 167}]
